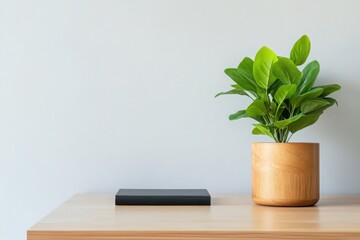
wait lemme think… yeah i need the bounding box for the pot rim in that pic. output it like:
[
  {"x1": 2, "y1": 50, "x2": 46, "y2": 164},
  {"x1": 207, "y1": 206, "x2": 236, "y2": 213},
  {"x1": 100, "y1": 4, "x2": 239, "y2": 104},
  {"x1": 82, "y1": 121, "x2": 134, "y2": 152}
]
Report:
[{"x1": 252, "y1": 142, "x2": 319, "y2": 145}]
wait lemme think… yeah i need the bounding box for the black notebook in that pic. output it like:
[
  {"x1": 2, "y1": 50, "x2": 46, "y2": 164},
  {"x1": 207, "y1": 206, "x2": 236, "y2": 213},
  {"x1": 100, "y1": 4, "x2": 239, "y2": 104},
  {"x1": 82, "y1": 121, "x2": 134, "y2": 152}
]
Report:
[{"x1": 115, "y1": 189, "x2": 211, "y2": 205}]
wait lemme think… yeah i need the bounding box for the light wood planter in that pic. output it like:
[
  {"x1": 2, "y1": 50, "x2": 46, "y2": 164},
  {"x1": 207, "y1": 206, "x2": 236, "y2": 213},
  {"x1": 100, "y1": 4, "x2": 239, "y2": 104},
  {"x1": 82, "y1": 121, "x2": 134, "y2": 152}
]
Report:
[{"x1": 252, "y1": 142, "x2": 319, "y2": 207}]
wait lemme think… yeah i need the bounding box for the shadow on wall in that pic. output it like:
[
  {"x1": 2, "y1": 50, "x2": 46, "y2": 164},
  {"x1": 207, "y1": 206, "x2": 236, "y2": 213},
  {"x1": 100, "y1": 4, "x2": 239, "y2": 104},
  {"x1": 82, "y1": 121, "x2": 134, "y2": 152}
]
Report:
[{"x1": 316, "y1": 77, "x2": 360, "y2": 193}]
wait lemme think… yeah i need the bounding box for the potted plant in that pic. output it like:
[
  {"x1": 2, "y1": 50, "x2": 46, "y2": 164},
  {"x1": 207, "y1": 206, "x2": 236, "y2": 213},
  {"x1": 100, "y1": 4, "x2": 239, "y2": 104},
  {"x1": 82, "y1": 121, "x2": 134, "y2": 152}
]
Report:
[{"x1": 216, "y1": 35, "x2": 341, "y2": 206}]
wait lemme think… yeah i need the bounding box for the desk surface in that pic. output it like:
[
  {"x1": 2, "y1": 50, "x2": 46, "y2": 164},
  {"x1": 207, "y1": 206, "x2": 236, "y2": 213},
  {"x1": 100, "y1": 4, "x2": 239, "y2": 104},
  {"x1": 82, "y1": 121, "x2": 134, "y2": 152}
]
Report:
[{"x1": 27, "y1": 194, "x2": 360, "y2": 240}]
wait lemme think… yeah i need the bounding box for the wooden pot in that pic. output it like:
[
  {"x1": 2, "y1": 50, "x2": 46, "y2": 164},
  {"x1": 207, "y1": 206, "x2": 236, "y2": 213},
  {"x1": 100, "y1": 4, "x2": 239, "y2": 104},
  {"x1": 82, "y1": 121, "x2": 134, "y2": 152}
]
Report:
[{"x1": 252, "y1": 142, "x2": 319, "y2": 207}]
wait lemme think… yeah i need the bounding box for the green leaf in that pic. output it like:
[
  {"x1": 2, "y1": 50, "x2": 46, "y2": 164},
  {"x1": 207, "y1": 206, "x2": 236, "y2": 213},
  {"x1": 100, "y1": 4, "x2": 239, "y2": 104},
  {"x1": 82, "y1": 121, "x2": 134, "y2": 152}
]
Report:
[
  {"x1": 270, "y1": 101, "x2": 277, "y2": 112},
  {"x1": 215, "y1": 88, "x2": 249, "y2": 98},
  {"x1": 253, "y1": 46, "x2": 278, "y2": 90},
  {"x1": 324, "y1": 97, "x2": 338, "y2": 106},
  {"x1": 291, "y1": 87, "x2": 323, "y2": 109},
  {"x1": 300, "y1": 99, "x2": 330, "y2": 114},
  {"x1": 268, "y1": 79, "x2": 283, "y2": 96},
  {"x1": 224, "y1": 68, "x2": 242, "y2": 85},
  {"x1": 229, "y1": 110, "x2": 248, "y2": 120},
  {"x1": 290, "y1": 35, "x2": 311, "y2": 66},
  {"x1": 224, "y1": 68, "x2": 257, "y2": 97},
  {"x1": 246, "y1": 99, "x2": 267, "y2": 118},
  {"x1": 273, "y1": 114, "x2": 303, "y2": 129},
  {"x1": 274, "y1": 84, "x2": 297, "y2": 105},
  {"x1": 308, "y1": 97, "x2": 338, "y2": 114},
  {"x1": 298, "y1": 60, "x2": 320, "y2": 94},
  {"x1": 252, "y1": 124, "x2": 273, "y2": 138},
  {"x1": 237, "y1": 57, "x2": 257, "y2": 93},
  {"x1": 272, "y1": 58, "x2": 302, "y2": 85},
  {"x1": 288, "y1": 114, "x2": 322, "y2": 133},
  {"x1": 317, "y1": 84, "x2": 341, "y2": 97}
]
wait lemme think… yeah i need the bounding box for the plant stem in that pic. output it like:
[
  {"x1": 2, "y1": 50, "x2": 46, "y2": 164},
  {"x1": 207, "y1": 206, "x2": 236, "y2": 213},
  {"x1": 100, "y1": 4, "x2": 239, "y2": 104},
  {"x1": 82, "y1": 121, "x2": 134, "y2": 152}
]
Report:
[
  {"x1": 283, "y1": 129, "x2": 289, "y2": 142},
  {"x1": 287, "y1": 133, "x2": 294, "y2": 142},
  {"x1": 273, "y1": 130, "x2": 280, "y2": 142}
]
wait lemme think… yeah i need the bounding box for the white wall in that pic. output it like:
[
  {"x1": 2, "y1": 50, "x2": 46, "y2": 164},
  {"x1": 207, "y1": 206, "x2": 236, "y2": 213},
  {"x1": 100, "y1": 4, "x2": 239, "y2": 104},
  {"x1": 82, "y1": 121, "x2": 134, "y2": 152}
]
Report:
[{"x1": 1, "y1": 0, "x2": 359, "y2": 239}]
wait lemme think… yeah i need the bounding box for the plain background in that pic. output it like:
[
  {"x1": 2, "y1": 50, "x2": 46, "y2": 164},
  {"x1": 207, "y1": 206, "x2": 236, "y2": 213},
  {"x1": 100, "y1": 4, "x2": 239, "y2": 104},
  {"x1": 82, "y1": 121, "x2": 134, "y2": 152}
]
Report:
[{"x1": 1, "y1": 0, "x2": 359, "y2": 239}]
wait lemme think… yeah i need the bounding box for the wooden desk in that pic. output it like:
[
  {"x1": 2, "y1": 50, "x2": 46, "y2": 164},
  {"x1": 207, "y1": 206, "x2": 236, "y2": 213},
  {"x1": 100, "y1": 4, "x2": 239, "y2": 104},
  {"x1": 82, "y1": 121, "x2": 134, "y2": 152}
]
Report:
[{"x1": 27, "y1": 194, "x2": 360, "y2": 240}]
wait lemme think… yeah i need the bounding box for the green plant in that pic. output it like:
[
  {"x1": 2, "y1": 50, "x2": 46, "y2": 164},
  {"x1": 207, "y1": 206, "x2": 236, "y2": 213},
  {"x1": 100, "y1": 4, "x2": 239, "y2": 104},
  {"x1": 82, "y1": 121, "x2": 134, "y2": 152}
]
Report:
[{"x1": 216, "y1": 35, "x2": 341, "y2": 142}]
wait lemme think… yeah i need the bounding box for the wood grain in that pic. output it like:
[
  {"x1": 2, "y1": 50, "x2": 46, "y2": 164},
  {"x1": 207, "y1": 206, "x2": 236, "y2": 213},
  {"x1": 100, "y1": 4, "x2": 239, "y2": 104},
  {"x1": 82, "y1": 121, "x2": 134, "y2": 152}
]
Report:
[
  {"x1": 27, "y1": 194, "x2": 360, "y2": 240},
  {"x1": 252, "y1": 142, "x2": 319, "y2": 206}
]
